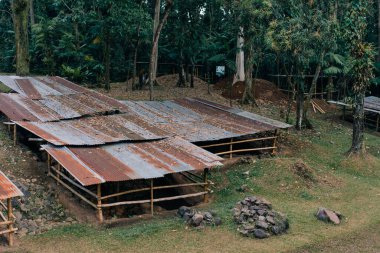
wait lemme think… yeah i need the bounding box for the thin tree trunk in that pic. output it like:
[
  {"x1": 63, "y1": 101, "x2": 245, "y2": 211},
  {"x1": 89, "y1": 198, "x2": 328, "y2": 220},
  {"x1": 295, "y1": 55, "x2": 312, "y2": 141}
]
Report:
[
  {"x1": 303, "y1": 52, "x2": 324, "y2": 128},
  {"x1": 295, "y1": 76, "x2": 305, "y2": 130},
  {"x1": 152, "y1": 0, "x2": 161, "y2": 81},
  {"x1": 177, "y1": 47, "x2": 186, "y2": 87},
  {"x1": 378, "y1": 0, "x2": 380, "y2": 61},
  {"x1": 11, "y1": 0, "x2": 30, "y2": 76},
  {"x1": 190, "y1": 58, "x2": 195, "y2": 88},
  {"x1": 242, "y1": 44, "x2": 255, "y2": 105},
  {"x1": 29, "y1": 0, "x2": 35, "y2": 26},
  {"x1": 149, "y1": 0, "x2": 173, "y2": 101},
  {"x1": 132, "y1": 0, "x2": 144, "y2": 91},
  {"x1": 349, "y1": 92, "x2": 365, "y2": 154},
  {"x1": 104, "y1": 31, "x2": 111, "y2": 91},
  {"x1": 327, "y1": 76, "x2": 333, "y2": 101}
]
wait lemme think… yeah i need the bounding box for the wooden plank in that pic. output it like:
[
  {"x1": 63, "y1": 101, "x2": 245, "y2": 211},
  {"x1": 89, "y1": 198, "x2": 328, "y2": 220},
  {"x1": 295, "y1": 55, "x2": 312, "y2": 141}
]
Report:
[
  {"x1": 49, "y1": 173, "x2": 97, "y2": 209},
  {"x1": 7, "y1": 198, "x2": 13, "y2": 246},
  {"x1": 97, "y1": 184, "x2": 103, "y2": 223},
  {"x1": 50, "y1": 166, "x2": 97, "y2": 199},
  {"x1": 199, "y1": 136, "x2": 277, "y2": 149},
  {"x1": 101, "y1": 192, "x2": 208, "y2": 208},
  {"x1": 0, "y1": 228, "x2": 17, "y2": 236},
  {"x1": 216, "y1": 146, "x2": 277, "y2": 155}
]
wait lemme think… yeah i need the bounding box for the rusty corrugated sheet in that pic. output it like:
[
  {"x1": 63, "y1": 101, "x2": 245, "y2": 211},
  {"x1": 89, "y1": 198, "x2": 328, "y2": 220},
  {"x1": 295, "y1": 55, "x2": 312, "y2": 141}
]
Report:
[
  {"x1": 16, "y1": 114, "x2": 168, "y2": 146},
  {"x1": 0, "y1": 170, "x2": 23, "y2": 200},
  {"x1": 123, "y1": 98, "x2": 291, "y2": 142},
  {"x1": 0, "y1": 93, "x2": 62, "y2": 122},
  {"x1": 15, "y1": 79, "x2": 42, "y2": 100},
  {"x1": 42, "y1": 137, "x2": 223, "y2": 186},
  {"x1": 365, "y1": 96, "x2": 380, "y2": 113}
]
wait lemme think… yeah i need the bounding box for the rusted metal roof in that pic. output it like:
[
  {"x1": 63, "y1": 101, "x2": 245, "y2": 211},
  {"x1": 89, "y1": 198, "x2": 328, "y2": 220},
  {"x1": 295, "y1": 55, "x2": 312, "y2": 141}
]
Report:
[
  {"x1": 0, "y1": 93, "x2": 62, "y2": 122},
  {"x1": 0, "y1": 92, "x2": 125, "y2": 122},
  {"x1": 0, "y1": 170, "x2": 23, "y2": 200},
  {"x1": 42, "y1": 137, "x2": 223, "y2": 186},
  {"x1": 0, "y1": 76, "x2": 129, "y2": 116},
  {"x1": 123, "y1": 98, "x2": 291, "y2": 142},
  {"x1": 365, "y1": 96, "x2": 380, "y2": 113},
  {"x1": 16, "y1": 114, "x2": 168, "y2": 146}
]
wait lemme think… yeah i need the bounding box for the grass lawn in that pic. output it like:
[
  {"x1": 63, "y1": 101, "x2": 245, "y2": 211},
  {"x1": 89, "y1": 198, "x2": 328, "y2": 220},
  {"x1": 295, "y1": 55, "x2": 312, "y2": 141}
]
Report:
[{"x1": 5, "y1": 116, "x2": 380, "y2": 253}]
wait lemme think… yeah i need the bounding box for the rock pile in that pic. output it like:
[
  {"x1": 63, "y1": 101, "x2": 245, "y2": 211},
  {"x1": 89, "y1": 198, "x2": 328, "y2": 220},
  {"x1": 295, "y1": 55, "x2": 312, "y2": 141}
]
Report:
[
  {"x1": 233, "y1": 196, "x2": 289, "y2": 239},
  {"x1": 316, "y1": 207, "x2": 342, "y2": 225},
  {"x1": 12, "y1": 176, "x2": 76, "y2": 237},
  {"x1": 177, "y1": 206, "x2": 222, "y2": 228}
]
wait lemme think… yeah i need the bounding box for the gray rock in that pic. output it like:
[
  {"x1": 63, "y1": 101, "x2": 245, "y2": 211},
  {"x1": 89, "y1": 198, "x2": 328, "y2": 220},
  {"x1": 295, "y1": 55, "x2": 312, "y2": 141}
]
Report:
[
  {"x1": 256, "y1": 220, "x2": 269, "y2": 230},
  {"x1": 214, "y1": 217, "x2": 222, "y2": 226},
  {"x1": 253, "y1": 229, "x2": 269, "y2": 239},
  {"x1": 191, "y1": 213, "x2": 204, "y2": 227}
]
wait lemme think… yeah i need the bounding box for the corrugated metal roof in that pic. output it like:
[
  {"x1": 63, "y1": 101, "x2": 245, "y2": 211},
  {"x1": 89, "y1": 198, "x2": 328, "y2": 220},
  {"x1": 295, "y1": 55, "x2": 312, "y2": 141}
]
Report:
[
  {"x1": 0, "y1": 76, "x2": 130, "y2": 115},
  {"x1": 42, "y1": 137, "x2": 223, "y2": 186},
  {"x1": 0, "y1": 170, "x2": 23, "y2": 200},
  {"x1": 16, "y1": 114, "x2": 168, "y2": 146},
  {"x1": 123, "y1": 98, "x2": 292, "y2": 142},
  {"x1": 365, "y1": 96, "x2": 380, "y2": 113}
]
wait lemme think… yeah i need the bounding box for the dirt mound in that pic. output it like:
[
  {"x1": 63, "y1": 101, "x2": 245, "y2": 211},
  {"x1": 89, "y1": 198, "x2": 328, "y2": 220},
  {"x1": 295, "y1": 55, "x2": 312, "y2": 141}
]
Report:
[
  {"x1": 220, "y1": 78, "x2": 288, "y2": 105},
  {"x1": 292, "y1": 161, "x2": 316, "y2": 183},
  {"x1": 156, "y1": 74, "x2": 209, "y2": 88}
]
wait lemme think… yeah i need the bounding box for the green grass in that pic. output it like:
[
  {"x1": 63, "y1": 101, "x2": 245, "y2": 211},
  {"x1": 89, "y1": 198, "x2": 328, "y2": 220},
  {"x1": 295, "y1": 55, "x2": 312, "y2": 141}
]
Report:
[{"x1": 6, "y1": 115, "x2": 380, "y2": 253}]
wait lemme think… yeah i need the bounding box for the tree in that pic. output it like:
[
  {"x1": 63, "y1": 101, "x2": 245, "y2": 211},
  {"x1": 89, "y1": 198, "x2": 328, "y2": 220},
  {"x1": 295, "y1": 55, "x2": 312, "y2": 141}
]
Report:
[
  {"x1": 342, "y1": 0, "x2": 375, "y2": 154},
  {"x1": 11, "y1": 0, "x2": 30, "y2": 76},
  {"x1": 268, "y1": 0, "x2": 338, "y2": 129},
  {"x1": 226, "y1": 0, "x2": 272, "y2": 105},
  {"x1": 149, "y1": 0, "x2": 174, "y2": 101}
]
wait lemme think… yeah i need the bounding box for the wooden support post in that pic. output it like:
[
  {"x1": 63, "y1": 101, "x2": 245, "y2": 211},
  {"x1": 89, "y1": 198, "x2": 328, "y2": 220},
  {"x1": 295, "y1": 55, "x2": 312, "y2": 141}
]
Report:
[
  {"x1": 229, "y1": 138, "x2": 233, "y2": 159},
  {"x1": 57, "y1": 164, "x2": 61, "y2": 186},
  {"x1": 7, "y1": 198, "x2": 13, "y2": 246},
  {"x1": 203, "y1": 168, "x2": 209, "y2": 203},
  {"x1": 272, "y1": 130, "x2": 279, "y2": 155},
  {"x1": 97, "y1": 184, "x2": 103, "y2": 223},
  {"x1": 150, "y1": 179, "x2": 154, "y2": 216},
  {"x1": 376, "y1": 114, "x2": 380, "y2": 132},
  {"x1": 47, "y1": 154, "x2": 51, "y2": 176},
  {"x1": 13, "y1": 124, "x2": 17, "y2": 146}
]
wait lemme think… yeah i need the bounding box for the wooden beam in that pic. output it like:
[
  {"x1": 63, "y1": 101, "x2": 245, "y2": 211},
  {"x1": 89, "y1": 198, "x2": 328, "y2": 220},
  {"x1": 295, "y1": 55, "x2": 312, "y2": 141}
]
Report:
[
  {"x1": 50, "y1": 166, "x2": 97, "y2": 199},
  {"x1": 229, "y1": 138, "x2": 233, "y2": 159},
  {"x1": 101, "y1": 192, "x2": 208, "y2": 208},
  {"x1": 49, "y1": 173, "x2": 97, "y2": 209},
  {"x1": 13, "y1": 124, "x2": 17, "y2": 146},
  {"x1": 97, "y1": 184, "x2": 103, "y2": 223},
  {"x1": 272, "y1": 130, "x2": 279, "y2": 155},
  {"x1": 216, "y1": 146, "x2": 277, "y2": 155},
  {"x1": 203, "y1": 169, "x2": 209, "y2": 203},
  {"x1": 150, "y1": 179, "x2": 154, "y2": 216},
  {"x1": 7, "y1": 198, "x2": 13, "y2": 246},
  {"x1": 199, "y1": 136, "x2": 277, "y2": 149}
]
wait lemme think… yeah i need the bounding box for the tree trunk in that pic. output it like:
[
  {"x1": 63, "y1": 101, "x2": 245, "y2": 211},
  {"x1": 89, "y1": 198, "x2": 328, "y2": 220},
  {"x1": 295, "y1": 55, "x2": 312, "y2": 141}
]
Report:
[
  {"x1": 378, "y1": 0, "x2": 380, "y2": 61},
  {"x1": 152, "y1": 0, "x2": 161, "y2": 82},
  {"x1": 149, "y1": 0, "x2": 173, "y2": 100},
  {"x1": 190, "y1": 58, "x2": 195, "y2": 88},
  {"x1": 177, "y1": 47, "x2": 186, "y2": 87},
  {"x1": 303, "y1": 52, "x2": 324, "y2": 128},
  {"x1": 327, "y1": 76, "x2": 333, "y2": 101},
  {"x1": 132, "y1": 45, "x2": 139, "y2": 90},
  {"x1": 104, "y1": 31, "x2": 111, "y2": 91},
  {"x1": 295, "y1": 77, "x2": 305, "y2": 130},
  {"x1": 242, "y1": 44, "x2": 255, "y2": 105},
  {"x1": 349, "y1": 92, "x2": 365, "y2": 154},
  {"x1": 11, "y1": 0, "x2": 30, "y2": 76},
  {"x1": 29, "y1": 0, "x2": 35, "y2": 26},
  {"x1": 233, "y1": 27, "x2": 245, "y2": 84}
]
